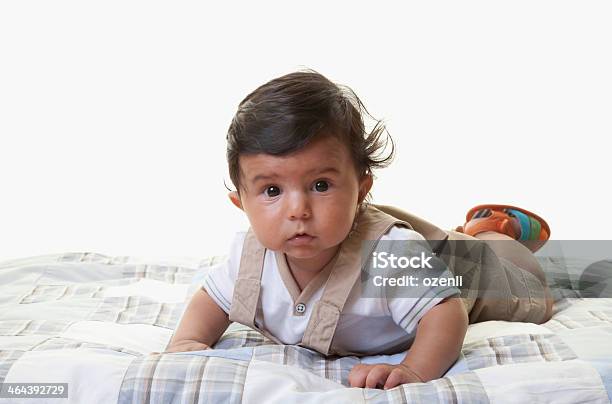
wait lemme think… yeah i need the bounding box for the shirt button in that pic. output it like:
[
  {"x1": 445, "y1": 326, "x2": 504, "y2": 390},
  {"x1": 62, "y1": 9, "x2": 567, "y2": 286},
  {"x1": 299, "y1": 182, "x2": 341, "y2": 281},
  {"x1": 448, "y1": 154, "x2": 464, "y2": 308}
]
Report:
[{"x1": 295, "y1": 303, "x2": 306, "y2": 314}]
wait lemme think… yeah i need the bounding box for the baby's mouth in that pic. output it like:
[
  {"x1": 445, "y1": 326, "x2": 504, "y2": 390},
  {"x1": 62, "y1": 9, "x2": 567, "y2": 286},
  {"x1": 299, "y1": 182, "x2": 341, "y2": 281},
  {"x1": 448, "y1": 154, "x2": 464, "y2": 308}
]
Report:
[{"x1": 288, "y1": 233, "x2": 315, "y2": 243}]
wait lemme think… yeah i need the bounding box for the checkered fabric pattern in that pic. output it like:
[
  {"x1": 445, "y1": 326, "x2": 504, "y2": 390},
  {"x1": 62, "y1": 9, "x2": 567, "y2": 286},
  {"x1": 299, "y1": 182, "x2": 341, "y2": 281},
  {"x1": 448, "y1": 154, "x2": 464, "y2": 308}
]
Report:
[{"x1": 1, "y1": 252, "x2": 611, "y2": 403}]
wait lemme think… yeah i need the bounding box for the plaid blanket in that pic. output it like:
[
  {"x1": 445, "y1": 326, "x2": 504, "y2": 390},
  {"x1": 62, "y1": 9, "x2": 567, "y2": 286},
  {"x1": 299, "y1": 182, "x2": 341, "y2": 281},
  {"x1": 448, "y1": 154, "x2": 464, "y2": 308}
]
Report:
[{"x1": 1, "y1": 252, "x2": 611, "y2": 403}]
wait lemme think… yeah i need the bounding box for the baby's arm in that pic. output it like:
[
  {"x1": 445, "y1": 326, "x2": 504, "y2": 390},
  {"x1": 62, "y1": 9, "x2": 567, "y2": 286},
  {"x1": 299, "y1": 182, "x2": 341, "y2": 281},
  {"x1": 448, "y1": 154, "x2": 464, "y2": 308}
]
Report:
[
  {"x1": 164, "y1": 288, "x2": 231, "y2": 352},
  {"x1": 349, "y1": 297, "x2": 468, "y2": 389}
]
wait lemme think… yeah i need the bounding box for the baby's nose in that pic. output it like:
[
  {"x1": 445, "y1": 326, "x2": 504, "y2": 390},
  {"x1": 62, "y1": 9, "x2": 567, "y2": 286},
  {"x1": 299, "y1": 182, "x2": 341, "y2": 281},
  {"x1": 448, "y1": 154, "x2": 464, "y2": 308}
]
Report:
[{"x1": 287, "y1": 193, "x2": 312, "y2": 219}]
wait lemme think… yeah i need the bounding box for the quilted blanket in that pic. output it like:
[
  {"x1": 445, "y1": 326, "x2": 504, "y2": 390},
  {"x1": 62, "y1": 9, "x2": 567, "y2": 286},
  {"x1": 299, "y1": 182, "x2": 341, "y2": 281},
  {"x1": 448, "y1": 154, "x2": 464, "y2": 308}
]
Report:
[{"x1": 1, "y1": 252, "x2": 611, "y2": 403}]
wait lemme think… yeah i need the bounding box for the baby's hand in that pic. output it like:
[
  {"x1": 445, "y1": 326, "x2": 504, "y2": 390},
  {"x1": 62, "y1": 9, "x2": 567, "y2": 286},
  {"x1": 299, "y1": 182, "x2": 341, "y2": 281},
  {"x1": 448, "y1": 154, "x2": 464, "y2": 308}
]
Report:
[{"x1": 348, "y1": 363, "x2": 424, "y2": 390}]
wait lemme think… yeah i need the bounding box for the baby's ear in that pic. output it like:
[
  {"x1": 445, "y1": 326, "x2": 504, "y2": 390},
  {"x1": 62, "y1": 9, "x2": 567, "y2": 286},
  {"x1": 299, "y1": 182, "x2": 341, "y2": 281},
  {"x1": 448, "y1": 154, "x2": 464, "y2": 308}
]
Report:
[
  {"x1": 228, "y1": 191, "x2": 244, "y2": 211},
  {"x1": 358, "y1": 174, "x2": 373, "y2": 203}
]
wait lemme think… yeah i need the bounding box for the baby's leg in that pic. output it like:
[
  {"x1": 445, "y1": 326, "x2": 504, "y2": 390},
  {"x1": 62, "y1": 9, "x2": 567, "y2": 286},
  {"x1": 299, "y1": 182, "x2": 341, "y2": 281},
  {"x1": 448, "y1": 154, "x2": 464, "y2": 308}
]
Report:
[
  {"x1": 473, "y1": 231, "x2": 554, "y2": 322},
  {"x1": 473, "y1": 231, "x2": 545, "y2": 283}
]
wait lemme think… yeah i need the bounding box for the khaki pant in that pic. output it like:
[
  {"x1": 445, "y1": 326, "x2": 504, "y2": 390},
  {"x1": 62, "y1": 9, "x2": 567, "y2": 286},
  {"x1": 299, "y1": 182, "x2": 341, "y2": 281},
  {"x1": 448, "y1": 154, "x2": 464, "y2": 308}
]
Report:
[
  {"x1": 467, "y1": 256, "x2": 548, "y2": 324},
  {"x1": 374, "y1": 204, "x2": 549, "y2": 325}
]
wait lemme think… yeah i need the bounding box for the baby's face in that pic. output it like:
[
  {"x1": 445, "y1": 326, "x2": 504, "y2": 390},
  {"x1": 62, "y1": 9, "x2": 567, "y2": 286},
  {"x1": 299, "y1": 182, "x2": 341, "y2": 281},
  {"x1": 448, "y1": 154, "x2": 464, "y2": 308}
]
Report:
[{"x1": 230, "y1": 135, "x2": 372, "y2": 266}]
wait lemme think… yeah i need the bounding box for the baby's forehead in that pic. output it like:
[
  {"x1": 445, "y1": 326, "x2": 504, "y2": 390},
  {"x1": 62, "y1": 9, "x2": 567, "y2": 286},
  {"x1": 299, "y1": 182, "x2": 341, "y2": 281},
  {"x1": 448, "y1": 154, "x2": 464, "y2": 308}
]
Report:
[
  {"x1": 239, "y1": 139, "x2": 356, "y2": 181},
  {"x1": 242, "y1": 151, "x2": 345, "y2": 174},
  {"x1": 248, "y1": 136, "x2": 350, "y2": 164}
]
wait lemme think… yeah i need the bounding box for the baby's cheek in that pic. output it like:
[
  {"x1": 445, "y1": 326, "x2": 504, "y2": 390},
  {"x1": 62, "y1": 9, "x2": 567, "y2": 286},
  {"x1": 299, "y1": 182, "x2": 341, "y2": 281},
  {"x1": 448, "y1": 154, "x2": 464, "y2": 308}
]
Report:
[
  {"x1": 326, "y1": 223, "x2": 353, "y2": 245},
  {"x1": 251, "y1": 225, "x2": 281, "y2": 250}
]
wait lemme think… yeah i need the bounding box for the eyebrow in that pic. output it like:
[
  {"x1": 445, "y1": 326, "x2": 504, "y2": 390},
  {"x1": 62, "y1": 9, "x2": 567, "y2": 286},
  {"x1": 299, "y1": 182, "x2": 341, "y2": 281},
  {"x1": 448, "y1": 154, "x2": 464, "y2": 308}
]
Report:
[{"x1": 250, "y1": 167, "x2": 341, "y2": 184}]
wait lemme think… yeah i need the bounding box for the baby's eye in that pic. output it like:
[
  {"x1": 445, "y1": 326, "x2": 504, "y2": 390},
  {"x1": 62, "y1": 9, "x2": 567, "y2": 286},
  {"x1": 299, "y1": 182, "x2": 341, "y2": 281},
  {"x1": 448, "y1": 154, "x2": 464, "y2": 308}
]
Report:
[
  {"x1": 313, "y1": 180, "x2": 329, "y2": 192},
  {"x1": 264, "y1": 185, "x2": 281, "y2": 197}
]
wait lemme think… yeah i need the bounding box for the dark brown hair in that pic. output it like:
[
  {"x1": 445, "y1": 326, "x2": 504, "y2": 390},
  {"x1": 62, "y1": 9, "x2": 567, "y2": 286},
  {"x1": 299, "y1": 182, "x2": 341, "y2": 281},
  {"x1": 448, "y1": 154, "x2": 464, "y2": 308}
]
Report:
[{"x1": 226, "y1": 68, "x2": 395, "y2": 202}]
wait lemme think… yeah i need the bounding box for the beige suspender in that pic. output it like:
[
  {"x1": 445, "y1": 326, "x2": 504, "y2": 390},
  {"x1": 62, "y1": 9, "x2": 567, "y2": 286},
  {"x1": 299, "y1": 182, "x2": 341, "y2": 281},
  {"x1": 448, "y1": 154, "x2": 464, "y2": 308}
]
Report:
[
  {"x1": 228, "y1": 229, "x2": 284, "y2": 345},
  {"x1": 229, "y1": 204, "x2": 412, "y2": 355}
]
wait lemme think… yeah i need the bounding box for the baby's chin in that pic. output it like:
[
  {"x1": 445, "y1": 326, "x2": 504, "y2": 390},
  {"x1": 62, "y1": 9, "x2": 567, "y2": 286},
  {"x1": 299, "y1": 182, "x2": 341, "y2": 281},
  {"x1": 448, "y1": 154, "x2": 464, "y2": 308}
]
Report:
[
  {"x1": 280, "y1": 245, "x2": 321, "y2": 259},
  {"x1": 282, "y1": 242, "x2": 345, "y2": 260}
]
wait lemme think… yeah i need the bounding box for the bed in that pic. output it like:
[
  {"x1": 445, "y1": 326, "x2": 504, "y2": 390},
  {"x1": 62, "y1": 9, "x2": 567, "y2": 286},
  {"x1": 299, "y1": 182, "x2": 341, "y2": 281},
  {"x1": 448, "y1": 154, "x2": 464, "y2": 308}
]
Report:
[{"x1": 1, "y1": 251, "x2": 611, "y2": 403}]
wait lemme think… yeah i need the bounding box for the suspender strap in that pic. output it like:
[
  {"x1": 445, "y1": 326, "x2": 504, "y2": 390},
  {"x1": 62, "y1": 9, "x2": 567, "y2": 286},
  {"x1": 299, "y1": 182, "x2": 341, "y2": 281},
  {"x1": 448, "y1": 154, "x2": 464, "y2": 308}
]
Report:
[
  {"x1": 228, "y1": 230, "x2": 266, "y2": 328},
  {"x1": 373, "y1": 204, "x2": 449, "y2": 255},
  {"x1": 228, "y1": 229, "x2": 286, "y2": 344}
]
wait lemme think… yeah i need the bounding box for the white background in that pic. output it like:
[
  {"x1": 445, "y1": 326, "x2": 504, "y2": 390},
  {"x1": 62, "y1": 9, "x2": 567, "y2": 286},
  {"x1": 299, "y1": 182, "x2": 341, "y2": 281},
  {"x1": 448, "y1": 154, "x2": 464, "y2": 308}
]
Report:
[{"x1": 1, "y1": 1, "x2": 610, "y2": 262}]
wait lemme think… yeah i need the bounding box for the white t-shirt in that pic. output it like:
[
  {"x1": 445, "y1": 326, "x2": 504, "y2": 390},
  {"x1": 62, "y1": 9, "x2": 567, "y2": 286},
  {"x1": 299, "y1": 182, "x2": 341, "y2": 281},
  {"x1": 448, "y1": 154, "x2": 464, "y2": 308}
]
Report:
[{"x1": 203, "y1": 225, "x2": 461, "y2": 355}]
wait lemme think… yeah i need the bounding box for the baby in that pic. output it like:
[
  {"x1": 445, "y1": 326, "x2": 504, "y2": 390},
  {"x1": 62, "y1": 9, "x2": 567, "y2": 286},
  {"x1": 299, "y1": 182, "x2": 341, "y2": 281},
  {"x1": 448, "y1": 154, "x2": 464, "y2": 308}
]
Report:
[{"x1": 164, "y1": 69, "x2": 553, "y2": 389}]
